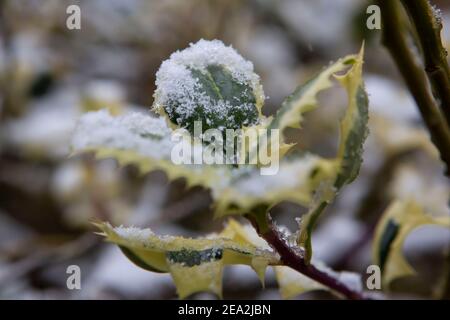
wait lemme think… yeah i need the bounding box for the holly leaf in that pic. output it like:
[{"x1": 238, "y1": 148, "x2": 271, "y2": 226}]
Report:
[
  {"x1": 95, "y1": 221, "x2": 279, "y2": 299},
  {"x1": 373, "y1": 200, "x2": 450, "y2": 289},
  {"x1": 213, "y1": 154, "x2": 334, "y2": 216},
  {"x1": 71, "y1": 109, "x2": 230, "y2": 189},
  {"x1": 298, "y1": 45, "x2": 369, "y2": 262}
]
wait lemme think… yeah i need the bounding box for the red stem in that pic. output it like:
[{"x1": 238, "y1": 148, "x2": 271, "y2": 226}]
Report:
[{"x1": 248, "y1": 213, "x2": 368, "y2": 300}]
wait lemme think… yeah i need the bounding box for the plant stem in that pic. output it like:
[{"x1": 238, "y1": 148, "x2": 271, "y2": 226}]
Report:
[
  {"x1": 247, "y1": 212, "x2": 368, "y2": 300},
  {"x1": 376, "y1": 0, "x2": 450, "y2": 176},
  {"x1": 400, "y1": 0, "x2": 450, "y2": 126}
]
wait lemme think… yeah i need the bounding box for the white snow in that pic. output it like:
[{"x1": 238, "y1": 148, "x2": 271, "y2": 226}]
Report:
[
  {"x1": 153, "y1": 39, "x2": 264, "y2": 128},
  {"x1": 114, "y1": 225, "x2": 155, "y2": 242},
  {"x1": 226, "y1": 156, "x2": 319, "y2": 197},
  {"x1": 71, "y1": 109, "x2": 174, "y2": 159},
  {"x1": 157, "y1": 39, "x2": 259, "y2": 86}
]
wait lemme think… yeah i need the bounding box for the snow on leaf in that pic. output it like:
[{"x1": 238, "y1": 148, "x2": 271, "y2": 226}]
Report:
[
  {"x1": 95, "y1": 221, "x2": 279, "y2": 299},
  {"x1": 71, "y1": 109, "x2": 228, "y2": 188},
  {"x1": 153, "y1": 39, "x2": 265, "y2": 134},
  {"x1": 373, "y1": 200, "x2": 450, "y2": 289},
  {"x1": 212, "y1": 154, "x2": 335, "y2": 216},
  {"x1": 70, "y1": 111, "x2": 332, "y2": 217}
]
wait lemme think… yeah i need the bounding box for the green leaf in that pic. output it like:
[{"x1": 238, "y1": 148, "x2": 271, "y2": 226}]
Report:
[
  {"x1": 95, "y1": 221, "x2": 279, "y2": 299},
  {"x1": 298, "y1": 45, "x2": 369, "y2": 262},
  {"x1": 152, "y1": 40, "x2": 265, "y2": 135},
  {"x1": 373, "y1": 199, "x2": 450, "y2": 289},
  {"x1": 164, "y1": 65, "x2": 259, "y2": 134}
]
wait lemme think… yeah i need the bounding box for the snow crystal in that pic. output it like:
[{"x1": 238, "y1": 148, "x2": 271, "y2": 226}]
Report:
[
  {"x1": 153, "y1": 39, "x2": 264, "y2": 130},
  {"x1": 71, "y1": 109, "x2": 174, "y2": 159},
  {"x1": 114, "y1": 225, "x2": 155, "y2": 243},
  {"x1": 157, "y1": 39, "x2": 259, "y2": 86}
]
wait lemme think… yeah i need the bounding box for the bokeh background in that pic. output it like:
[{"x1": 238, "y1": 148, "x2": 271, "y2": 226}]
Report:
[{"x1": 0, "y1": 0, "x2": 449, "y2": 299}]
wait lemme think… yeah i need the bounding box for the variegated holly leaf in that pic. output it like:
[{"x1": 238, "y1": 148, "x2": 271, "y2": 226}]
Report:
[
  {"x1": 212, "y1": 154, "x2": 335, "y2": 216},
  {"x1": 373, "y1": 200, "x2": 450, "y2": 289},
  {"x1": 243, "y1": 52, "x2": 359, "y2": 166},
  {"x1": 95, "y1": 221, "x2": 279, "y2": 299},
  {"x1": 298, "y1": 46, "x2": 369, "y2": 262},
  {"x1": 70, "y1": 109, "x2": 332, "y2": 218},
  {"x1": 267, "y1": 56, "x2": 356, "y2": 133},
  {"x1": 71, "y1": 109, "x2": 230, "y2": 189}
]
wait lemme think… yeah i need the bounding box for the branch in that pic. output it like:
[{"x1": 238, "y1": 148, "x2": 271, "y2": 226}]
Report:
[
  {"x1": 246, "y1": 211, "x2": 369, "y2": 300},
  {"x1": 376, "y1": 0, "x2": 450, "y2": 176},
  {"x1": 400, "y1": 0, "x2": 450, "y2": 126}
]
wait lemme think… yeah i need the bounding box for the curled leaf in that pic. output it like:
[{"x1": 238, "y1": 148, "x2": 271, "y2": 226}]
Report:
[{"x1": 298, "y1": 45, "x2": 369, "y2": 262}]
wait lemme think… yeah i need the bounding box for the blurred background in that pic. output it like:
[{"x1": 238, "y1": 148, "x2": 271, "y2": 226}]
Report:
[{"x1": 0, "y1": 0, "x2": 449, "y2": 299}]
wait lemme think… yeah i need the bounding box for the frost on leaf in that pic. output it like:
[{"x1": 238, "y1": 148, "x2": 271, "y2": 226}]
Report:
[
  {"x1": 72, "y1": 109, "x2": 173, "y2": 159},
  {"x1": 95, "y1": 221, "x2": 279, "y2": 299},
  {"x1": 212, "y1": 154, "x2": 334, "y2": 216},
  {"x1": 373, "y1": 200, "x2": 450, "y2": 289},
  {"x1": 153, "y1": 39, "x2": 265, "y2": 134},
  {"x1": 71, "y1": 109, "x2": 227, "y2": 188}
]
